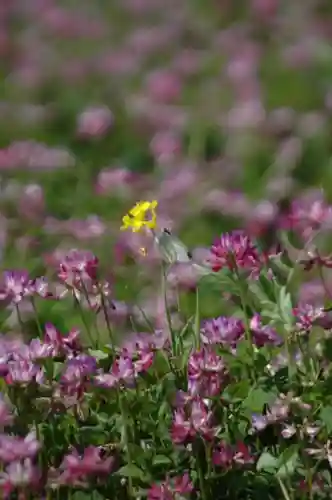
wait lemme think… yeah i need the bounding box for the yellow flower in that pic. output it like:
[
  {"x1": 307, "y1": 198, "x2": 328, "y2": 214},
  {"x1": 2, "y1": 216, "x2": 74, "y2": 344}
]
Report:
[{"x1": 121, "y1": 200, "x2": 158, "y2": 233}]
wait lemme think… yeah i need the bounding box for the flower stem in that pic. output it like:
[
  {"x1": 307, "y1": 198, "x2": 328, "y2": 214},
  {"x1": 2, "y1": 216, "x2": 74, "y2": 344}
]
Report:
[
  {"x1": 73, "y1": 294, "x2": 95, "y2": 348},
  {"x1": 234, "y1": 271, "x2": 257, "y2": 382},
  {"x1": 99, "y1": 286, "x2": 115, "y2": 354},
  {"x1": 194, "y1": 440, "x2": 209, "y2": 500},
  {"x1": 318, "y1": 263, "x2": 332, "y2": 301},
  {"x1": 118, "y1": 390, "x2": 134, "y2": 498},
  {"x1": 15, "y1": 304, "x2": 24, "y2": 332},
  {"x1": 81, "y1": 281, "x2": 102, "y2": 345},
  {"x1": 235, "y1": 272, "x2": 254, "y2": 354},
  {"x1": 161, "y1": 261, "x2": 177, "y2": 357},
  {"x1": 30, "y1": 296, "x2": 43, "y2": 337},
  {"x1": 194, "y1": 285, "x2": 201, "y2": 350},
  {"x1": 277, "y1": 477, "x2": 293, "y2": 500}
]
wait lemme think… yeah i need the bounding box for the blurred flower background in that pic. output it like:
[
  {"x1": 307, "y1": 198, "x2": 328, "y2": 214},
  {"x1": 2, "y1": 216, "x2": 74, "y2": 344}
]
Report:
[
  {"x1": 2, "y1": 3, "x2": 332, "y2": 499},
  {"x1": 1, "y1": 0, "x2": 332, "y2": 336}
]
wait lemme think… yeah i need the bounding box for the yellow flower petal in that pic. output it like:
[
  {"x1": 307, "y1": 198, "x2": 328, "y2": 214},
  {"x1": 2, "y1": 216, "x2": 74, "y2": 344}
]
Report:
[{"x1": 121, "y1": 200, "x2": 158, "y2": 232}]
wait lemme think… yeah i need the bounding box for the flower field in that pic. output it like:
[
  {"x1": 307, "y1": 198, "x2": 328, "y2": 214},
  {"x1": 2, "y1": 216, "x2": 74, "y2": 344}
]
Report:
[{"x1": 1, "y1": 0, "x2": 332, "y2": 498}]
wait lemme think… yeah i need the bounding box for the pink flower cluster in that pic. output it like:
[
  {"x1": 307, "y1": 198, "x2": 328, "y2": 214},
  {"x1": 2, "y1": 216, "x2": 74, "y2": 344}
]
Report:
[
  {"x1": 207, "y1": 231, "x2": 262, "y2": 276},
  {"x1": 95, "y1": 347, "x2": 154, "y2": 389}
]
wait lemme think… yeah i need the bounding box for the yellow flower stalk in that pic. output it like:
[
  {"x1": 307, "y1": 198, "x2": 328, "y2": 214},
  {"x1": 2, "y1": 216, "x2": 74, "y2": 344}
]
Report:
[{"x1": 121, "y1": 200, "x2": 158, "y2": 233}]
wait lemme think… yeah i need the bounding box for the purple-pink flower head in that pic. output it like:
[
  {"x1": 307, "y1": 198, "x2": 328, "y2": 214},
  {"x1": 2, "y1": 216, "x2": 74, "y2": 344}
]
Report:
[
  {"x1": 171, "y1": 396, "x2": 215, "y2": 444},
  {"x1": 0, "y1": 270, "x2": 34, "y2": 304},
  {"x1": 56, "y1": 446, "x2": 114, "y2": 485},
  {"x1": 190, "y1": 398, "x2": 215, "y2": 439},
  {"x1": 0, "y1": 459, "x2": 41, "y2": 497},
  {"x1": 293, "y1": 303, "x2": 324, "y2": 334},
  {"x1": 251, "y1": 396, "x2": 291, "y2": 434},
  {"x1": 121, "y1": 330, "x2": 169, "y2": 353},
  {"x1": 213, "y1": 441, "x2": 254, "y2": 468},
  {"x1": 76, "y1": 106, "x2": 113, "y2": 139},
  {"x1": 250, "y1": 314, "x2": 282, "y2": 347},
  {"x1": 28, "y1": 338, "x2": 53, "y2": 361},
  {"x1": 131, "y1": 348, "x2": 154, "y2": 376},
  {"x1": 171, "y1": 409, "x2": 192, "y2": 445},
  {"x1": 187, "y1": 347, "x2": 226, "y2": 398},
  {"x1": 145, "y1": 69, "x2": 182, "y2": 104},
  {"x1": 95, "y1": 354, "x2": 135, "y2": 389},
  {"x1": 201, "y1": 316, "x2": 245, "y2": 347},
  {"x1": 61, "y1": 355, "x2": 97, "y2": 395},
  {"x1": 207, "y1": 231, "x2": 261, "y2": 275},
  {"x1": 212, "y1": 441, "x2": 234, "y2": 468},
  {"x1": 58, "y1": 249, "x2": 99, "y2": 289},
  {"x1": 148, "y1": 472, "x2": 194, "y2": 500},
  {"x1": 0, "y1": 431, "x2": 40, "y2": 462},
  {"x1": 251, "y1": 413, "x2": 269, "y2": 432},
  {"x1": 43, "y1": 323, "x2": 81, "y2": 357},
  {"x1": 287, "y1": 192, "x2": 332, "y2": 240},
  {"x1": 0, "y1": 336, "x2": 27, "y2": 376},
  {"x1": 5, "y1": 359, "x2": 44, "y2": 386},
  {"x1": 32, "y1": 276, "x2": 54, "y2": 299}
]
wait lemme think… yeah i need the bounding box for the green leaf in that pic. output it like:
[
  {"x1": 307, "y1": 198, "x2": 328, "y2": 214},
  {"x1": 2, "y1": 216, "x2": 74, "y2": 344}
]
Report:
[
  {"x1": 248, "y1": 281, "x2": 272, "y2": 306},
  {"x1": 278, "y1": 287, "x2": 294, "y2": 326},
  {"x1": 254, "y1": 348, "x2": 270, "y2": 372},
  {"x1": 323, "y1": 338, "x2": 332, "y2": 362},
  {"x1": 79, "y1": 425, "x2": 108, "y2": 446},
  {"x1": 259, "y1": 273, "x2": 280, "y2": 302},
  {"x1": 72, "y1": 492, "x2": 104, "y2": 500},
  {"x1": 116, "y1": 464, "x2": 150, "y2": 482},
  {"x1": 153, "y1": 350, "x2": 171, "y2": 375},
  {"x1": 153, "y1": 454, "x2": 172, "y2": 466},
  {"x1": 320, "y1": 406, "x2": 332, "y2": 432},
  {"x1": 88, "y1": 349, "x2": 109, "y2": 361},
  {"x1": 277, "y1": 445, "x2": 299, "y2": 478},
  {"x1": 268, "y1": 255, "x2": 291, "y2": 284},
  {"x1": 224, "y1": 380, "x2": 251, "y2": 401},
  {"x1": 243, "y1": 388, "x2": 276, "y2": 413},
  {"x1": 178, "y1": 317, "x2": 194, "y2": 340},
  {"x1": 235, "y1": 339, "x2": 253, "y2": 365},
  {"x1": 199, "y1": 269, "x2": 237, "y2": 294},
  {"x1": 256, "y1": 451, "x2": 279, "y2": 472}
]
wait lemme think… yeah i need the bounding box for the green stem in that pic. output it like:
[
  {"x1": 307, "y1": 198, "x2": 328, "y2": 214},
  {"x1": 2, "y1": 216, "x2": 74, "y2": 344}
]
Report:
[
  {"x1": 15, "y1": 304, "x2": 24, "y2": 332},
  {"x1": 304, "y1": 454, "x2": 313, "y2": 500},
  {"x1": 285, "y1": 333, "x2": 294, "y2": 386},
  {"x1": 46, "y1": 490, "x2": 52, "y2": 500},
  {"x1": 30, "y1": 296, "x2": 43, "y2": 337},
  {"x1": 118, "y1": 390, "x2": 134, "y2": 498},
  {"x1": 135, "y1": 304, "x2": 155, "y2": 333},
  {"x1": 161, "y1": 261, "x2": 177, "y2": 357},
  {"x1": 35, "y1": 420, "x2": 43, "y2": 474},
  {"x1": 318, "y1": 263, "x2": 332, "y2": 301},
  {"x1": 234, "y1": 270, "x2": 257, "y2": 382},
  {"x1": 194, "y1": 441, "x2": 208, "y2": 500},
  {"x1": 205, "y1": 442, "x2": 212, "y2": 479},
  {"x1": 194, "y1": 285, "x2": 201, "y2": 350},
  {"x1": 81, "y1": 282, "x2": 102, "y2": 345},
  {"x1": 73, "y1": 294, "x2": 95, "y2": 348},
  {"x1": 99, "y1": 287, "x2": 116, "y2": 355},
  {"x1": 277, "y1": 477, "x2": 292, "y2": 500},
  {"x1": 276, "y1": 299, "x2": 295, "y2": 385},
  {"x1": 235, "y1": 272, "x2": 255, "y2": 355}
]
